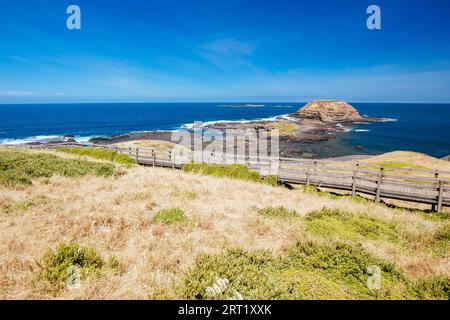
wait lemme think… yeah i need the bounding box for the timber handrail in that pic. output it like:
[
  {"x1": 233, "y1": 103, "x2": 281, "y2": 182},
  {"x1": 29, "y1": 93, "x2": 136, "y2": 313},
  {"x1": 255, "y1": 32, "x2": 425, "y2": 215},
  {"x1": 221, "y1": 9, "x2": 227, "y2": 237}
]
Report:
[{"x1": 4, "y1": 143, "x2": 449, "y2": 212}]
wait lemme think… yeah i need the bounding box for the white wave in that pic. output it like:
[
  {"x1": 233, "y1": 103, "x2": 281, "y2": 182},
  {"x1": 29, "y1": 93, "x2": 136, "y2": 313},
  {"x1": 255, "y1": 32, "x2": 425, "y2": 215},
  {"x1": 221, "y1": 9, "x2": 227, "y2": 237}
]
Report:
[
  {"x1": 0, "y1": 134, "x2": 97, "y2": 145},
  {"x1": 181, "y1": 114, "x2": 292, "y2": 129},
  {"x1": 380, "y1": 118, "x2": 398, "y2": 122},
  {"x1": 336, "y1": 123, "x2": 352, "y2": 132},
  {"x1": 354, "y1": 129, "x2": 370, "y2": 132},
  {"x1": 218, "y1": 104, "x2": 266, "y2": 108},
  {"x1": 0, "y1": 135, "x2": 62, "y2": 145}
]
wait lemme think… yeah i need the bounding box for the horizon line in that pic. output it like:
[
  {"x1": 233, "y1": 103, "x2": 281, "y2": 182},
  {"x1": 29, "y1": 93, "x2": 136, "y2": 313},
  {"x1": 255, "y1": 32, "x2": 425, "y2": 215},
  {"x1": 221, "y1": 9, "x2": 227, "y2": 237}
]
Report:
[{"x1": 2, "y1": 100, "x2": 450, "y2": 106}]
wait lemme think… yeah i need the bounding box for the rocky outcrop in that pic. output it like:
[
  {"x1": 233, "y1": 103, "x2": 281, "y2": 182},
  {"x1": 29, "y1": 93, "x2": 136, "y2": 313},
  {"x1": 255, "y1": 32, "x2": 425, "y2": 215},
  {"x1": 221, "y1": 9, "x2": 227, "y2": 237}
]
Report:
[{"x1": 295, "y1": 100, "x2": 364, "y2": 123}]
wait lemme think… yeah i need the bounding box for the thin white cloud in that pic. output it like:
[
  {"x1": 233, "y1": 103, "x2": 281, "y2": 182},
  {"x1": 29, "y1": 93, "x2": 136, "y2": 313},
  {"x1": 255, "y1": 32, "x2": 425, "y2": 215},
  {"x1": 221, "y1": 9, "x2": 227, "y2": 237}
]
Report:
[
  {"x1": 200, "y1": 38, "x2": 256, "y2": 56},
  {"x1": 0, "y1": 90, "x2": 37, "y2": 97},
  {"x1": 197, "y1": 38, "x2": 258, "y2": 71}
]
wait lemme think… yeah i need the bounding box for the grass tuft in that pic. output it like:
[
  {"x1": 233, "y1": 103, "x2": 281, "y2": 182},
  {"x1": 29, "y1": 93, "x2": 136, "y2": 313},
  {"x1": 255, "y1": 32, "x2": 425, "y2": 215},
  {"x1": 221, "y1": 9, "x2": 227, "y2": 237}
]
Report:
[
  {"x1": 4, "y1": 199, "x2": 33, "y2": 214},
  {"x1": 153, "y1": 208, "x2": 188, "y2": 225},
  {"x1": 182, "y1": 163, "x2": 278, "y2": 186},
  {"x1": 34, "y1": 243, "x2": 120, "y2": 291},
  {"x1": 256, "y1": 206, "x2": 298, "y2": 219},
  {"x1": 57, "y1": 147, "x2": 135, "y2": 166}
]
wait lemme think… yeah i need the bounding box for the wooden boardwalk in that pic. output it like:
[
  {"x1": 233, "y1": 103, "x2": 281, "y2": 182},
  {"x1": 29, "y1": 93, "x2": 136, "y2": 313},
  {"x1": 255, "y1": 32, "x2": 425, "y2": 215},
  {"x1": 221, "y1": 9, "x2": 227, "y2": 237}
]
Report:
[{"x1": 12, "y1": 143, "x2": 450, "y2": 212}]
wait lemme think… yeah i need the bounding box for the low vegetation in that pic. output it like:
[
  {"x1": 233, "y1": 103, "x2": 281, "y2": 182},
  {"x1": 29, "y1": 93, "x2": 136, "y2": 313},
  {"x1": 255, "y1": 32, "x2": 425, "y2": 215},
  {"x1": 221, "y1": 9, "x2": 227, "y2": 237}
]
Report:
[
  {"x1": 57, "y1": 147, "x2": 135, "y2": 166},
  {"x1": 153, "y1": 208, "x2": 189, "y2": 225},
  {"x1": 180, "y1": 241, "x2": 448, "y2": 300},
  {"x1": 376, "y1": 161, "x2": 427, "y2": 170},
  {"x1": 34, "y1": 243, "x2": 121, "y2": 292},
  {"x1": 305, "y1": 208, "x2": 400, "y2": 242},
  {"x1": 0, "y1": 149, "x2": 115, "y2": 185},
  {"x1": 256, "y1": 206, "x2": 299, "y2": 219},
  {"x1": 4, "y1": 199, "x2": 33, "y2": 215},
  {"x1": 182, "y1": 163, "x2": 278, "y2": 186}
]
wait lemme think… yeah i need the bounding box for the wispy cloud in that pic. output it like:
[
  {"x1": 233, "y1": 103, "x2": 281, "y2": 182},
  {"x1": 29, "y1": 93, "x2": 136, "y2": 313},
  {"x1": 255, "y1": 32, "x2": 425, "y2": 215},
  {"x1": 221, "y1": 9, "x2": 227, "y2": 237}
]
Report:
[
  {"x1": 197, "y1": 38, "x2": 258, "y2": 71},
  {"x1": 0, "y1": 90, "x2": 37, "y2": 97},
  {"x1": 1, "y1": 51, "x2": 450, "y2": 103}
]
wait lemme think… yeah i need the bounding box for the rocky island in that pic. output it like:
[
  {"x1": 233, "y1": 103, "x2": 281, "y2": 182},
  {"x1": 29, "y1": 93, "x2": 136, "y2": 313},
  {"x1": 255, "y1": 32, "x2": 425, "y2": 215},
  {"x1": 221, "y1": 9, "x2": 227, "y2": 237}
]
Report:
[{"x1": 293, "y1": 100, "x2": 366, "y2": 122}]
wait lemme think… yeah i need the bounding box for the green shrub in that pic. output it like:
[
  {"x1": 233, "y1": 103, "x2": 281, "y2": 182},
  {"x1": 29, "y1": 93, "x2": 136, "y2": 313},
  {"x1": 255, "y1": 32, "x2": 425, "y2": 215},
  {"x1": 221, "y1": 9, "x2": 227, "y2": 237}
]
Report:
[
  {"x1": 304, "y1": 208, "x2": 400, "y2": 242},
  {"x1": 153, "y1": 208, "x2": 188, "y2": 225},
  {"x1": 35, "y1": 243, "x2": 120, "y2": 290},
  {"x1": 179, "y1": 240, "x2": 429, "y2": 300},
  {"x1": 182, "y1": 163, "x2": 278, "y2": 186},
  {"x1": 57, "y1": 147, "x2": 135, "y2": 166},
  {"x1": 412, "y1": 276, "x2": 450, "y2": 300},
  {"x1": 0, "y1": 150, "x2": 115, "y2": 186},
  {"x1": 256, "y1": 206, "x2": 298, "y2": 219}
]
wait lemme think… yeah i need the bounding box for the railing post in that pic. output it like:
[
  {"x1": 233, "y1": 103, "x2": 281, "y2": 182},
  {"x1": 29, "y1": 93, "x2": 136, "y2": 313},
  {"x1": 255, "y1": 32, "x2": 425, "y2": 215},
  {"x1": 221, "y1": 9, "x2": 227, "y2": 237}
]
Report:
[
  {"x1": 375, "y1": 167, "x2": 384, "y2": 203},
  {"x1": 432, "y1": 170, "x2": 439, "y2": 211},
  {"x1": 352, "y1": 163, "x2": 360, "y2": 196},
  {"x1": 135, "y1": 148, "x2": 139, "y2": 163},
  {"x1": 437, "y1": 180, "x2": 444, "y2": 212},
  {"x1": 152, "y1": 150, "x2": 156, "y2": 167},
  {"x1": 172, "y1": 152, "x2": 175, "y2": 169},
  {"x1": 306, "y1": 166, "x2": 311, "y2": 185}
]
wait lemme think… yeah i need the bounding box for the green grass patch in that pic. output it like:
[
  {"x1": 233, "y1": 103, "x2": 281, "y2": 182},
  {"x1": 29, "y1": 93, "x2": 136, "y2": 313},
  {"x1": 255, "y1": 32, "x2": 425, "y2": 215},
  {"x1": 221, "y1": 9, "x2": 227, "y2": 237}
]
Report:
[
  {"x1": 34, "y1": 243, "x2": 121, "y2": 291},
  {"x1": 0, "y1": 150, "x2": 115, "y2": 186},
  {"x1": 304, "y1": 208, "x2": 400, "y2": 242},
  {"x1": 376, "y1": 161, "x2": 427, "y2": 170},
  {"x1": 179, "y1": 240, "x2": 447, "y2": 299},
  {"x1": 182, "y1": 163, "x2": 278, "y2": 186},
  {"x1": 57, "y1": 147, "x2": 135, "y2": 166},
  {"x1": 413, "y1": 210, "x2": 450, "y2": 221},
  {"x1": 3, "y1": 199, "x2": 33, "y2": 214},
  {"x1": 430, "y1": 224, "x2": 450, "y2": 258},
  {"x1": 302, "y1": 185, "x2": 379, "y2": 206},
  {"x1": 411, "y1": 276, "x2": 450, "y2": 300},
  {"x1": 153, "y1": 208, "x2": 189, "y2": 225},
  {"x1": 256, "y1": 206, "x2": 298, "y2": 219}
]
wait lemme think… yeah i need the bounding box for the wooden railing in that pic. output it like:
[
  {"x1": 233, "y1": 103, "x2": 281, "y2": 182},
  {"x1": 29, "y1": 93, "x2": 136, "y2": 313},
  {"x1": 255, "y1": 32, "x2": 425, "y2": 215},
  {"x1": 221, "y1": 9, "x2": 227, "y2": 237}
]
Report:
[{"x1": 6, "y1": 143, "x2": 450, "y2": 212}]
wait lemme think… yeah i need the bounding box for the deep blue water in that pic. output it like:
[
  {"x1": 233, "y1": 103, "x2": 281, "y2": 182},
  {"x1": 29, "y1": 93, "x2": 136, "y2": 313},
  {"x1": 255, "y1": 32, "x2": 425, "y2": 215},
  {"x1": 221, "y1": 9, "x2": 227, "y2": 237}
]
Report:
[{"x1": 0, "y1": 102, "x2": 449, "y2": 158}]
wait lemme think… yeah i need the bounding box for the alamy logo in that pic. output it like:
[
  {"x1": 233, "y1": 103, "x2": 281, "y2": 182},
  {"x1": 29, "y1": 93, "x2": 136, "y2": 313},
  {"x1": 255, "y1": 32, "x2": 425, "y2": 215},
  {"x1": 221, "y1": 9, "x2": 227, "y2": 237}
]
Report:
[
  {"x1": 66, "y1": 265, "x2": 81, "y2": 290},
  {"x1": 367, "y1": 265, "x2": 381, "y2": 290},
  {"x1": 367, "y1": 5, "x2": 381, "y2": 30},
  {"x1": 67, "y1": 5, "x2": 81, "y2": 30}
]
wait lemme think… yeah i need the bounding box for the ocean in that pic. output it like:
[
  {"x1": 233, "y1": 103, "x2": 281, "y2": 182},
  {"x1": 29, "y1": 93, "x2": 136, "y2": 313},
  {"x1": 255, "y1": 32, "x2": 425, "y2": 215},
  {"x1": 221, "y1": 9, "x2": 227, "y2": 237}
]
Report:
[{"x1": 0, "y1": 102, "x2": 449, "y2": 158}]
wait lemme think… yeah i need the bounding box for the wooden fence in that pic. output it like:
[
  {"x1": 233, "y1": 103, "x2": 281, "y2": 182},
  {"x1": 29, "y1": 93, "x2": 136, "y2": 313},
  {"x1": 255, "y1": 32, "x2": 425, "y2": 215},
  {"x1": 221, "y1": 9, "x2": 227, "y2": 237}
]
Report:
[{"x1": 8, "y1": 143, "x2": 450, "y2": 212}]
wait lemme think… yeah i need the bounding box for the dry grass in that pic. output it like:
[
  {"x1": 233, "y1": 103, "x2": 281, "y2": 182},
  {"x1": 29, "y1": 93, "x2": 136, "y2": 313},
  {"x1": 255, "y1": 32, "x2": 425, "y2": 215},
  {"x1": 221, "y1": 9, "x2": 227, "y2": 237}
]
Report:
[
  {"x1": 0, "y1": 149, "x2": 448, "y2": 299},
  {"x1": 364, "y1": 151, "x2": 450, "y2": 172}
]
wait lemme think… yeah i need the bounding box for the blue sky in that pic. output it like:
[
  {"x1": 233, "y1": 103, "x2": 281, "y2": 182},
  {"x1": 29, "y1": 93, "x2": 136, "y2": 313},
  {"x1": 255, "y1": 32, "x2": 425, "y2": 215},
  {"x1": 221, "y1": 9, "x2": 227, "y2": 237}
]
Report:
[{"x1": 0, "y1": 0, "x2": 449, "y2": 103}]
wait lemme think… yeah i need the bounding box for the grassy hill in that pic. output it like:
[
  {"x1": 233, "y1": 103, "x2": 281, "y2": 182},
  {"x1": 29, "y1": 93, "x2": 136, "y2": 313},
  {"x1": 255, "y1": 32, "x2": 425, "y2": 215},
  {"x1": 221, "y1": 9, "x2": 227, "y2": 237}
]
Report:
[{"x1": 0, "y1": 148, "x2": 448, "y2": 299}]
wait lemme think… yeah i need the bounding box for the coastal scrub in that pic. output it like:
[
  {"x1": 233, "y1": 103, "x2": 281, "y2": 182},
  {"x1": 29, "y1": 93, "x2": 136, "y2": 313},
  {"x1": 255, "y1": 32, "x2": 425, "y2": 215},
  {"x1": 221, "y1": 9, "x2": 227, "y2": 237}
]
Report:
[
  {"x1": 57, "y1": 147, "x2": 135, "y2": 166},
  {"x1": 34, "y1": 243, "x2": 121, "y2": 292},
  {"x1": 182, "y1": 163, "x2": 277, "y2": 186},
  {"x1": 179, "y1": 240, "x2": 448, "y2": 300},
  {"x1": 0, "y1": 150, "x2": 115, "y2": 186}
]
